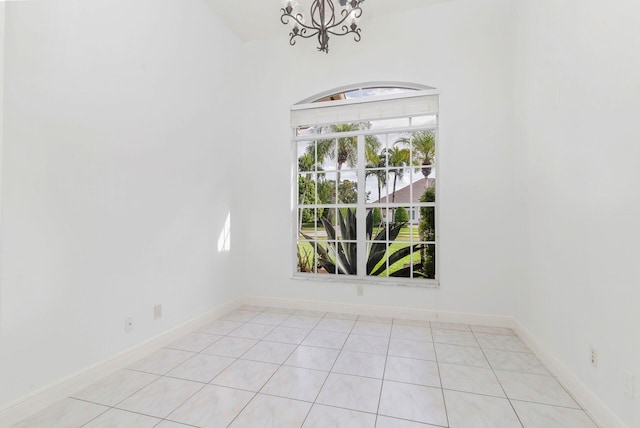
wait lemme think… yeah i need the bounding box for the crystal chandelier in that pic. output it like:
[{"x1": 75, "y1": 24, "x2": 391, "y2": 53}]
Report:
[{"x1": 280, "y1": 0, "x2": 364, "y2": 53}]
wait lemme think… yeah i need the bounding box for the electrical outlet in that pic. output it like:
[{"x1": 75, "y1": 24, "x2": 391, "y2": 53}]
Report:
[
  {"x1": 125, "y1": 317, "x2": 134, "y2": 333},
  {"x1": 624, "y1": 370, "x2": 634, "y2": 398},
  {"x1": 154, "y1": 304, "x2": 162, "y2": 320},
  {"x1": 356, "y1": 284, "x2": 364, "y2": 296},
  {"x1": 590, "y1": 347, "x2": 597, "y2": 367}
]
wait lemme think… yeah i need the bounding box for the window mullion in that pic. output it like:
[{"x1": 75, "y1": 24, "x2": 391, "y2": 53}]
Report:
[{"x1": 356, "y1": 132, "x2": 367, "y2": 277}]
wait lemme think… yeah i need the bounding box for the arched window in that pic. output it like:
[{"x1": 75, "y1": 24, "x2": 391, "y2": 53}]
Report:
[{"x1": 293, "y1": 83, "x2": 439, "y2": 286}]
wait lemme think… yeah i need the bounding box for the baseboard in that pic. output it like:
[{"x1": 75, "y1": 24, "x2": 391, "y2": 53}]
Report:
[
  {"x1": 2, "y1": 295, "x2": 628, "y2": 428},
  {"x1": 0, "y1": 297, "x2": 243, "y2": 427},
  {"x1": 249, "y1": 295, "x2": 627, "y2": 428},
  {"x1": 513, "y1": 319, "x2": 629, "y2": 428},
  {"x1": 243, "y1": 295, "x2": 515, "y2": 328}
]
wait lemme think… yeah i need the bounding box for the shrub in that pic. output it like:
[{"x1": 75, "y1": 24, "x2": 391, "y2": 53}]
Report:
[
  {"x1": 372, "y1": 207, "x2": 382, "y2": 224},
  {"x1": 418, "y1": 186, "x2": 436, "y2": 279},
  {"x1": 394, "y1": 206, "x2": 409, "y2": 223}
]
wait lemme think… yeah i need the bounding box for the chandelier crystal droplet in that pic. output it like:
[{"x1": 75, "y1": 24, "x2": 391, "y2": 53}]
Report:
[{"x1": 280, "y1": 0, "x2": 364, "y2": 53}]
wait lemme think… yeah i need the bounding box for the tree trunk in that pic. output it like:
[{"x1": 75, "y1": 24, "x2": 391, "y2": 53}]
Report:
[
  {"x1": 391, "y1": 174, "x2": 398, "y2": 219},
  {"x1": 298, "y1": 181, "x2": 308, "y2": 232}
]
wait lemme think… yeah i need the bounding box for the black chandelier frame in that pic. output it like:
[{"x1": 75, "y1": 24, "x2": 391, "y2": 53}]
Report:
[{"x1": 280, "y1": 0, "x2": 364, "y2": 53}]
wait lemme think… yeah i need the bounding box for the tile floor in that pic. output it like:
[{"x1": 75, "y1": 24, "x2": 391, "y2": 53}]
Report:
[{"x1": 12, "y1": 305, "x2": 600, "y2": 428}]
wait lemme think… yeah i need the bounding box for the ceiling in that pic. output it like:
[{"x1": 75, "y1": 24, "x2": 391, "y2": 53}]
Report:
[{"x1": 204, "y1": 0, "x2": 450, "y2": 42}]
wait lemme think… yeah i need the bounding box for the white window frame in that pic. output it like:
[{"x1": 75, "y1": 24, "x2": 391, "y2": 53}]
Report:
[{"x1": 291, "y1": 83, "x2": 440, "y2": 288}]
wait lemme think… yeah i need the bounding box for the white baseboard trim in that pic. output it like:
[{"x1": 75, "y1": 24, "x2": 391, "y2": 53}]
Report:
[
  {"x1": 0, "y1": 297, "x2": 243, "y2": 427},
  {"x1": 1, "y1": 295, "x2": 628, "y2": 428},
  {"x1": 243, "y1": 295, "x2": 514, "y2": 327},
  {"x1": 247, "y1": 296, "x2": 627, "y2": 428},
  {"x1": 513, "y1": 319, "x2": 628, "y2": 428}
]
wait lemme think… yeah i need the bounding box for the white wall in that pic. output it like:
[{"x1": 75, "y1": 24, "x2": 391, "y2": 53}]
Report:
[
  {"x1": 514, "y1": 1, "x2": 640, "y2": 426},
  {"x1": 235, "y1": 0, "x2": 520, "y2": 317},
  {"x1": 0, "y1": 0, "x2": 5, "y2": 327},
  {"x1": 0, "y1": 0, "x2": 242, "y2": 407}
]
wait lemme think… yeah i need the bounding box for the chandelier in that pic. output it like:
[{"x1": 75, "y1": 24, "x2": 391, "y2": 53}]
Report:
[{"x1": 280, "y1": 0, "x2": 364, "y2": 53}]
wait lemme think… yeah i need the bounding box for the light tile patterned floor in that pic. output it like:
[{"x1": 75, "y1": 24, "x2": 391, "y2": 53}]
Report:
[{"x1": 12, "y1": 305, "x2": 600, "y2": 428}]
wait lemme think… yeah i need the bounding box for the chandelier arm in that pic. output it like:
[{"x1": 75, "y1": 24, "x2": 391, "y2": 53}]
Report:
[
  {"x1": 280, "y1": 1, "x2": 363, "y2": 52},
  {"x1": 281, "y1": 10, "x2": 327, "y2": 34},
  {"x1": 327, "y1": 27, "x2": 362, "y2": 41},
  {"x1": 326, "y1": 6, "x2": 362, "y2": 31},
  {"x1": 291, "y1": 29, "x2": 325, "y2": 40},
  {"x1": 289, "y1": 28, "x2": 313, "y2": 46}
]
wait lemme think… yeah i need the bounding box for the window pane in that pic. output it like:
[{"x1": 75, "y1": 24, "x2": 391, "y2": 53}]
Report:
[
  {"x1": 296, "y1": 126, "x2": 318, "y2": 137},
  {"x1": 417, "y1": 207, "x2": 435, "y2": 242},
  {"x1": 297, "y1": 141, "x2": 315, "y2": 171},
  {"x1": 365, "y1": 133, "x2": 387, "y2": 167},
  {"x1": 365, "y1": 169, "x2": 385, "y2": 204},
  {"x1": 369, "y1": 207, "x2": 388, "y2": 241},
  {"x1": 366, "y1": 242, "x2": 389, "y2": 277},
  {"x1": 298, "y1": 207, "x2": 317, "y2": 229},
  {"x1": 322, "y1": 208, "x2": 339, "y2": 239},
  {"x1": 314, "y1": 241, "x2": 335, "y2": 274},
  {"x1": 298, "y1": 173, "x2": 316, "y2": 205},
  {"x1": 387, "y1": 243, "x2": 412, "y2": 278},
  {"x1": 392, "y1": 206, "x2": 412, "y2": 226},
  {"x1": 337, "y1": 207, "x2": 358, "y2": 241},
  {"x1": 297, "y1": 242, "x2": 315, "y2": 273},
  {"x1": 413, "y1": 244, "x2": 436, "y2": 280},
  {"x1": 336, "y1": 135, "x2": 358, "y2": 170},
  {"x1": 407, "y1": 129, "x2": 435, "y2": 177},
  {"x1": 408, "y1": 221, "x2": 420, "y2": 242},
  {"x1": 362, "y1": 87, "x2": 415, "y2": 97},
  {"x1": 336, "y1": 239, "x2": 358, "y2": 275},
  {"x1": 298, "y1": 206, "x2": 317, "y2": 231},
  {"x1": 387, "y1": 169, "x2": 410, "y2": 203},
  {"x1": 315, "y1": 237, "x2": 358, "y2": 275},
  {"x1": 317, "y1": 172, "x2": 336, "y2": 205},
  {"x1": 418, "y1": 179, "x2": 436, "y2": 203},
  {"x1": 338, "y1": 170, "x2": 358, "y2": 204},
  {"x1": 317, "y1": 139, "x2": 337, "y2": 172},
  {"x1": 331, "y1": 208, "x2": 358, "y2": 275}
]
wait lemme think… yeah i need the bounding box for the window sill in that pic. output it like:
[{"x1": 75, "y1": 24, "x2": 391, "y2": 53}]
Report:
[{"x1": 291, "y1": 273, "x2": 440, "y2": 289}]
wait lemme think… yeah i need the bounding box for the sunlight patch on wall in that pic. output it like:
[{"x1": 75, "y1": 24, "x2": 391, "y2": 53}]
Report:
[{"x1": 218, "y1": 212, "x2": 231, "y2": 252}]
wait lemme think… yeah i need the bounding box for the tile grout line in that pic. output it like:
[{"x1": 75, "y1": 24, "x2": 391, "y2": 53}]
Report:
[
  {"x1": 156, "y1": 306, "x2": 267, "y2": 427},
  {"x1": 432, "y1": 322, "x2": 452, "y2": 428},
  {"x1": 224, "y1": 308, "x2": 325, "y2": 428},
  {"x1": 298, "y1": 312, "x2": 357, "y2": 427},
  {"x1": 470, "y1": 328, "x2": 526, "y2": 428},
  {"x1": 161, "y1": 307, "x2": 268, "y2": 427},
  {"x1": 372, "y1": 319, "x2": 393, "y2": 428},
  {"x1": 31, "y1": 306, "x2": 598, "y2": 428}
]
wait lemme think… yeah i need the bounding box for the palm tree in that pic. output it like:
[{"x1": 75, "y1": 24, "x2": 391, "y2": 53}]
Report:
[
  {"x1": 364, "y1": 135, "x2": 385, "y2": 203},
  {"x1": 398, "y1": 130, "x2": 435, "y2": 180},
  {"x1": 297, "y1": 152, "x2": 317, "y2": 231},
  {"x1": 307, "y1": 123, "x2": 359, "y2": 223},
  {"x1": 385, "y1": 144, "x2": 411, "y2": 205},
  {"x1": 298, "y1": 152, "x2": 315, "y2": 173},
  {"x1": 314, "y1": 123, "x2": 359, "y2": 185}
]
